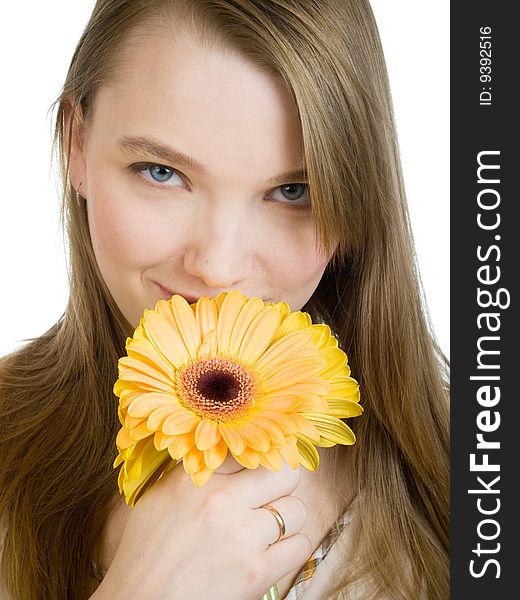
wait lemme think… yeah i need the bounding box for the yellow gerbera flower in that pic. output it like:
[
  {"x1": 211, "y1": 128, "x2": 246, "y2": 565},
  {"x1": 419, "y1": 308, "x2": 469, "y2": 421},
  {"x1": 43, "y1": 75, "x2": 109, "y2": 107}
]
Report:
[{"x1": 114, "y1": 290, "x2": 362, "y2": 506}]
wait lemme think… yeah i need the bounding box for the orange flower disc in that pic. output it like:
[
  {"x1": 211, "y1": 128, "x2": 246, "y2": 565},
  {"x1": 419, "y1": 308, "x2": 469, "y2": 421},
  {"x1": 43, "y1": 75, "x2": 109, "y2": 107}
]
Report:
[{"x1": 177, "y1": 357, "x2": 256, "y2": 422}]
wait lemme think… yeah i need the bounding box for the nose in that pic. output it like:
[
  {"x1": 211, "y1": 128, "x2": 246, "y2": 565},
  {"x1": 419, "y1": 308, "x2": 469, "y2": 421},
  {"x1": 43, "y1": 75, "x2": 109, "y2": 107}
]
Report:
[{"x1": 183, "y1": 200, "x2": 253, "y2": 290}]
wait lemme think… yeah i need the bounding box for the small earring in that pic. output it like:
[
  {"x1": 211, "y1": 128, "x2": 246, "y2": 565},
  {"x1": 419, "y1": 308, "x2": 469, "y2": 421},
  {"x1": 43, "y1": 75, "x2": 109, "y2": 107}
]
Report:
[{"x1": 76, "y1": 182, "x2": 85, "y2": 205}]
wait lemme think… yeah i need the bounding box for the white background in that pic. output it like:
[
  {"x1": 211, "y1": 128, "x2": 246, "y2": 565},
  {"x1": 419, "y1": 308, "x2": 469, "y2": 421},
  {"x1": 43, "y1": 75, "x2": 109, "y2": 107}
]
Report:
[{"x1": 0, "y1": 1, "x2": 449, "y2": 358}]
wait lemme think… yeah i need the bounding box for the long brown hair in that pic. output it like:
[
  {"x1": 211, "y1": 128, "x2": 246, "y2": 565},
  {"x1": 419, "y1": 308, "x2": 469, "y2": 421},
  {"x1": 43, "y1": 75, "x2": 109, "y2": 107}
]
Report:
[{"x1": 0, "y1": 1, "x2": 449, "y2": 598}]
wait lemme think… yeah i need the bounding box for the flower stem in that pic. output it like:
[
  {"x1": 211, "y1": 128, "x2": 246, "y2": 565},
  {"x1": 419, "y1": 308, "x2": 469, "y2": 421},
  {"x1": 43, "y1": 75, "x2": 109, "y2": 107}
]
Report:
[{"x1": 261, "y1": 584, "x2": 281, "y2": 600}]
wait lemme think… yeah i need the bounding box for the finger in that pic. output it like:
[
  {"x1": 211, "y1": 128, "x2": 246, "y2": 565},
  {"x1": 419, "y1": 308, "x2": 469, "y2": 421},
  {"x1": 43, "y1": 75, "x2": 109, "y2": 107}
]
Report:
[
  {"x1": 265, "y1": 533, "x2": 313, "y2": 580},
  {"x1": 255, "y1": 495, "x2": 307, "y2": 546},
  {"x1": 224, "y1": 461, "x2": 301, "y2": 506}
]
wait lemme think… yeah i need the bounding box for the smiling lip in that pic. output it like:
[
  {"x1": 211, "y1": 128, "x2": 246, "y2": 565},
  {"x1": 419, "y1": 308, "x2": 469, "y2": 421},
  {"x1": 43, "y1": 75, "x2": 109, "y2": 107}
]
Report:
[
  {"x1": 156, "y1": 284, "x2": 199, "y2": 304},
  {"x1": 156, "y1": 283, "x2": 271, "y2": 304}
]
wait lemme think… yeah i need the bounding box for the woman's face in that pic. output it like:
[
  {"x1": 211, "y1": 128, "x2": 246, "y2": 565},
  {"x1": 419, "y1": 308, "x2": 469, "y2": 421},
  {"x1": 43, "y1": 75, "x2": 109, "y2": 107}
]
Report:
[{"x1": 71, "y1": 28, "x2": 332, "y2": 327}]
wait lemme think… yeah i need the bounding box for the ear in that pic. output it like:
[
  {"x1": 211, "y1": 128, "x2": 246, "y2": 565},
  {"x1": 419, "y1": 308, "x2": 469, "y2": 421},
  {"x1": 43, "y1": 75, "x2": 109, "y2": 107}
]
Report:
[{"x1": 64, "y1": 99, "x2": 88, "y2": 194}]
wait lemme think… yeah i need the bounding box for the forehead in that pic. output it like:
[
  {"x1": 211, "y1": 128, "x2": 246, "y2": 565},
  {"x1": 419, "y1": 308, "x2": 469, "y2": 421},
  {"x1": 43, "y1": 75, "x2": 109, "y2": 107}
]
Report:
[{"x1": 88, "y1": 28, "x2": 305, "y2": 183}]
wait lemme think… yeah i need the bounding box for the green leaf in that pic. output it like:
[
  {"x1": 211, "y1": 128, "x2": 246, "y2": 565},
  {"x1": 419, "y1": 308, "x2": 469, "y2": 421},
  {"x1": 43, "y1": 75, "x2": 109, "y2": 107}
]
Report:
[{"x1": 261, "y1": 584, "x2": 281, "y2": 600}]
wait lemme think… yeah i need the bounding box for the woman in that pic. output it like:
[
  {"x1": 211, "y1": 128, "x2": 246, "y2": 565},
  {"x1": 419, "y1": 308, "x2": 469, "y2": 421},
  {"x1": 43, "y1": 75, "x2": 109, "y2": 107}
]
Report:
[{"x1": 0, "y1": 1, "x2": 449, "y2": 598}]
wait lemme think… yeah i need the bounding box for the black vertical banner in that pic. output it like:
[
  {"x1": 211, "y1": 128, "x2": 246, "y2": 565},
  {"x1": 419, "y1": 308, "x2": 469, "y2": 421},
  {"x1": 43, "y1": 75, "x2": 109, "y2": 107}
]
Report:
[{"x1": 451, "y1": 3, "x2": 519, "y2": 599}]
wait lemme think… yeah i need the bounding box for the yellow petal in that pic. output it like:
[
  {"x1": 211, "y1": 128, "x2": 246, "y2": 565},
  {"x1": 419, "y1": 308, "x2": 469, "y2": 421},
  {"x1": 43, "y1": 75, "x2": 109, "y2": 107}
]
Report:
[
  {"x1": 142, "y1": 309, "x2": 191, "y2": 368},
  {"x1": 265, "y1": 300, "x2": 291, "y2": 319},
  {"x1": 130, "y1": 423, "x2": 154, "y2": 442},
  {"x1": 291, "y1": 414, "x2": 321, "y2": 443},
  {"x1": 316, "y1": 438, "x2": 337, "y2": 448},
  {"x1": 197, "y1": 328, "x2": 217, "y2": 358},
  {"x1": 194, "y1": 297, "x2": 218, "y2": 357},
  {"x1": 147, "y1": 406, "x2": 178, "y2": 431},
  {"x1": 125, "y1": 457, "x2": 171, "y2": 507},
  {"x1": 219, "y1": 422, "x2": 247, "y2": 455},
  {"x1": 119, "y1": 442, "x2": 138, "y2": 461},
  {"x1": 302, "y1": 413, "x2": 357, "y2": 445},
  {"x1": 254, "y1": 395, "x2": 302, "y2": 412},
  {"x1": 242, "y1": 415, "x2": 286, "y2": 447},
  {"x1": 257, "y1": 447, "x2": 283, "y2": 471},
  {"x1": 326, "y1": 398, "x2": 363, "y2": 418},
  {"x1": 113, "y1": 453, "x2": 124, "y2": 468},
  {"x1": 128, "y1": 392, "x2": 179, "y2": 418},
  {"x1": 116, "y1": 383, "x2": 142, "y2": 404},
  {"x1": 155, "y1": 298, "x2": 181, "y2": 328},
  {"x1": 327, "y1": 377, "x2": 360, "y2": 400},
  {"x1": 276, "y1": 311, "x2": 312, "y2": 339},
  {"x1": 167, "y1": 432, "x2": 195, "y2": 459},
  {"x1": 216, "y1": 291, "x2": 249, "y2": 354},
  {"x1": 228, "y1": 297, "x2": 265, "y2": 357},
  {"x1": 117, "y1": 465, "x2": 125, "y2": 494},
  {"x1": 279, "y1": 442, "x2": 300, "y2": 469},
  {"x1": 204, "y1": 437, "x2": 228, "y2": 469},
  {"x1": 195, "y1": 296, "x2": 218, "y2": 339},
  {"x1": 237, "y1": 307, "x2": 281, "y2": 364},
  {"x1": 129, "y1": 425, "x2": 153, "y2": 443},
  {"x1": 293, "y1": 395, "x2": 329, "y2": 413},
  {"x1": 125, "y1": 438, "x2": 157, "y2": 481},
  {"x1": 118, "y1": 444, "x2": 137, "y2": 462},
  {"x1": 162, "y1": 410, "x2": 201, "y2": 436},
  {"x1": 116, "y1": 372, "x2": 174, "y2": 394},
  {"x1": 195, "y1": 419, "x2": 221, "y2": 451},
  {"x1": 118, "y1": 356, "x2": 173, "y2": 388},
  {"x1": 169, "y1": 295, "x2": 202, "y2": 357},
  {"x1": 191, "y1": 466, "x2": 215, "y2": 486},
  {"x1": 232, "y1": 447, "x2": 261, "y2": 469},
  {"x1": 250, "y1": 410, "x2": 298, "y2": 435},
  {"x1": 129, "y1": 325, "x2": 146, "y2": 343},
  {"x1": 267, "y1": 377, "x2": 332, "y2": 397},
  {"x1": 124, "y1": 414, "x2": 146, "y2": 430},
  {"x1": 309, "y1": 324, "x2": 337, "y2": 349},
  {"x1": 125, "y1": 339, "x2": 176, "y2": 380},
  {"x1": 258, "y1": 390, "x2": 323, "y2": 408},
  {"x1": 182, "y1": 446, "x2": 206, "y2": 474},
  {"x1": 253, "y1": 329, "x2": 312, "y2": 374},
  {"x1": 127, "y1": 456, "x2": 142, "y2": 482},
  {"x1": 154, "y1": 431, "x2": 177, "y2": 451},
  {"x1": 121, "y1": 441, "x2": 171, "y2": 506},
  {"x1": 296, "y1": 436, "x2": 320, "y2": 470},
  {"x1": 316, "y1": 347, "x2": 348, "y2": 378},
  {"x1": 236, "y1": 421, "x2": 271, "y2": 452},
  {"x1": 260, "y1": 357, "x2": 326, "y2": 390},
  {"x1": 213, "y1": 292, "x2": 228, "y2": 314}
]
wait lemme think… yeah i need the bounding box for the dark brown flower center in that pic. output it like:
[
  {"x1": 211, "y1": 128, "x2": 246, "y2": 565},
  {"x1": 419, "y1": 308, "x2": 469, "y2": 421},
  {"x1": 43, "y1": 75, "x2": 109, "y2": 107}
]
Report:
[
  {"x1": 197, "y1": 371, "x2": 241, "y2": 403},
  {"x1": 177, "y1": 357, "x2": 256, "y2": 422}
]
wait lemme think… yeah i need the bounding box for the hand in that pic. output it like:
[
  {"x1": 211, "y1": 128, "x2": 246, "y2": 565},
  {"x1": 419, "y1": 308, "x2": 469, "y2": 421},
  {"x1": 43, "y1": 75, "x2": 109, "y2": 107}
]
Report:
[{"x1": 90, "y1": 460, "x2": 310, "y2": 600}]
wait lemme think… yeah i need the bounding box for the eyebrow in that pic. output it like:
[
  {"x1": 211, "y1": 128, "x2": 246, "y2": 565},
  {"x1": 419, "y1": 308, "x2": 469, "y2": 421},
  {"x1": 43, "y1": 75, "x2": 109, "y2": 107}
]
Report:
[{"x1": 117, "y1": 135, "x2": 308, "y2": 184}]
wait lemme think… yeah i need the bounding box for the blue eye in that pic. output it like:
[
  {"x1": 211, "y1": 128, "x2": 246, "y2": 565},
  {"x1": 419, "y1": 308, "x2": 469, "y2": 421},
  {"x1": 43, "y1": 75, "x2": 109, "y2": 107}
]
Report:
[
  {"x1": 272, "y1": 183, "x2": 310, "y2": 207},
  {"x1": 129, "y1": 162, "x2": 184, "y2": 187},
  {"x1": 280, "y1": 184, "x2": 306, "y2": 200},
  {"x1": 149, "y1": 165, "x2": 175, "y2": 182}
]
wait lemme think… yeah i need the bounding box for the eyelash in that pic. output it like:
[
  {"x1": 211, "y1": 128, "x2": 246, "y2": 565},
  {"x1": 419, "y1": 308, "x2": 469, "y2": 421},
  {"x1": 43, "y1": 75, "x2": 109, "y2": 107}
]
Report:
[{"x1": 127, "y1": 162, "x2": 311, "y2": 210}]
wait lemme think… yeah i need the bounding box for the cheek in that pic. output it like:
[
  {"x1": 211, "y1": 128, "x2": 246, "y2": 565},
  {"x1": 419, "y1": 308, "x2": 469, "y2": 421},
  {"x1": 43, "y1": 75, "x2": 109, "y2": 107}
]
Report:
[
  {"x1": 261, "y1": 223, "x2": 330, "y2": 304},
  {"x1": 88, "y1": 197, "x2": 141, "y2": 270},
  {"x1": 87, "y1": 181, "x2": 185, "y2": 272}
]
